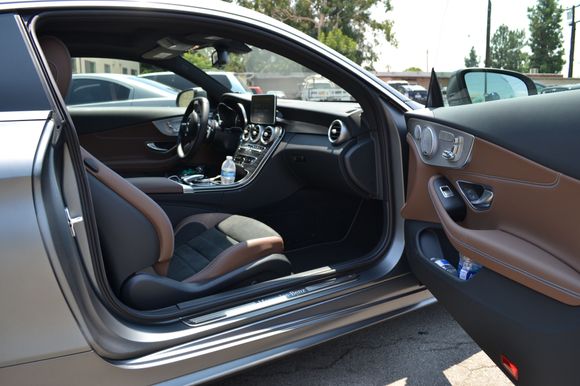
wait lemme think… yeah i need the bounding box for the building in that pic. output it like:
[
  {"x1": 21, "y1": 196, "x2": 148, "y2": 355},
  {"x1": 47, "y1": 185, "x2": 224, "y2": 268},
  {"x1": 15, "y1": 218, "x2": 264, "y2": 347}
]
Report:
[{"x1": 71, "y1": 58, "x2": 140, "y2": 75}]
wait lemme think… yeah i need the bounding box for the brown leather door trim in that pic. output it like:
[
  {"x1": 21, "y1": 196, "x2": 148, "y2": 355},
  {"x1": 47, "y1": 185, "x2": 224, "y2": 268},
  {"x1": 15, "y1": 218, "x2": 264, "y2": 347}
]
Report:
[
  {"x1": 403, "y1": 132, "x2": 580, "y2": 306},
  {"x1": 80, "y1": 121, "x2": 180, "y2": 174},
  {"x1": 428, "y1": 175, "x2": 580, "y2": 306}
]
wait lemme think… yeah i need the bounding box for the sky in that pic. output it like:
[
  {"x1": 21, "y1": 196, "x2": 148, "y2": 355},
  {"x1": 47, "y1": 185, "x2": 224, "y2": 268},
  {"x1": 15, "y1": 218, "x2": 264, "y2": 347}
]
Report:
[{"x1": 372, "y1": 0, "x2": 579, "y2": 76}]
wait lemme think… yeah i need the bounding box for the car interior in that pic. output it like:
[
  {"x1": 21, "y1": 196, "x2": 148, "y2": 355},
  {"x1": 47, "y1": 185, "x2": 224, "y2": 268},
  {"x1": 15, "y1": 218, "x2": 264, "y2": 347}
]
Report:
[
  {"x1": 35, "y1": 12, "x2": 388, "y2": 311},
  {"x1": 27, "y1": 6, "x2": 580, "y2": 384}
]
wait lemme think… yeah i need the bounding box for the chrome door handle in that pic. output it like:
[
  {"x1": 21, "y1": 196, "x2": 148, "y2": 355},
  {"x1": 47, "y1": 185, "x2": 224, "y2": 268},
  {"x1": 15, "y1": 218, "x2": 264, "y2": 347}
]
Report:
[
  {"x1": 146, "y1": 142, "x2": 176, "y2": 154},
  {"x1": 469, "y1": 189, "x2": 494, "y2": 209},
  {"x1": 456, "y1": 181, "x2": 494, "y2": 210}
]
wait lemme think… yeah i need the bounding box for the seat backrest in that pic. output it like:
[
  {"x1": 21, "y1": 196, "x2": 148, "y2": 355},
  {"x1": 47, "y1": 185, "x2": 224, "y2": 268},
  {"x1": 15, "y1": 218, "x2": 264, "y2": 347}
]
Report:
[{"x1": 40, "y1": 36, "x2": 174, "y2": 293}]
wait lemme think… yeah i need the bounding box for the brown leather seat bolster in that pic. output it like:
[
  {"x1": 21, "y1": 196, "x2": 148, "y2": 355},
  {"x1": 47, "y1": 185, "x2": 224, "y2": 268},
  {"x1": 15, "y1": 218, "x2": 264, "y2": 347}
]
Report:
[
  {"x1": 81, "y1": 148, "x2": 175, "y2": 263},
  {"x1": 183, "y1": 236, "x2": 284, "y2": 283}
]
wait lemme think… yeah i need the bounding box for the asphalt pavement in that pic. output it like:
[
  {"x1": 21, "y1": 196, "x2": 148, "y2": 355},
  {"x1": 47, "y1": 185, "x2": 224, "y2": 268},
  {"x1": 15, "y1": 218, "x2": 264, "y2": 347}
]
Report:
[{"x1": 216, "y1": 303, "x2": 512, "y2": 386}]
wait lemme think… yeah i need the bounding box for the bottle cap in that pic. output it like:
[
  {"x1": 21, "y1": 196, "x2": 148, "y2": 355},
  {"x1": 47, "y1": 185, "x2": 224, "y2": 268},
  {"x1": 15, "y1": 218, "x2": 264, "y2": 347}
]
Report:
[{"x1": 226, "y1": 155, "x2": 233, "y2": 160}]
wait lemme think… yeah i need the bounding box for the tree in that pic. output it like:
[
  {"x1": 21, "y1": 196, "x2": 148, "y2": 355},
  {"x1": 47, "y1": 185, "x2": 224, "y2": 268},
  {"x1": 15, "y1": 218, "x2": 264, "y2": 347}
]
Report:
[
  {"x1": 528, "y1": 0, "x2": 564, "y2": 73},
  {"x1": 464, "y1": 46, "x2": 479, "y2": 67},
  {"x1": 490, "y1": 25, "x2": 528, "y2": 72},
  {"x1": 183, "y1": 50, "x2": 212, "y2": 70},
  {"x1": 404, "y1": 66, "x2": 422, "y2": 72},
  {"x1": 229, "y1": 0, "x2": 396, "y2": 68}
]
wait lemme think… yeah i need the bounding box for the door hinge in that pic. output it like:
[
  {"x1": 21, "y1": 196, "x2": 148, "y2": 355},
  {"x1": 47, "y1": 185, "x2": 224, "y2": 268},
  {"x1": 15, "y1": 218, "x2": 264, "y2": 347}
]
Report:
[{"x1": 65, "y1": 207, "x2": 84, "y2": 238}]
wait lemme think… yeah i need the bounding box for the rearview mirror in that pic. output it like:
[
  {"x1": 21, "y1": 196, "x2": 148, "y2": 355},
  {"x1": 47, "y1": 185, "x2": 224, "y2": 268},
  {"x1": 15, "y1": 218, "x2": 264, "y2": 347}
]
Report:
[
  {"x1": 212, "y1": 47, "x2": 229, "y2": 68},
  {"x1": 176, "y1": 87, "x2": 207, "y2": 108},
  {"x1": 446, "y1": 69, "x2": 537, "y2": 106}
]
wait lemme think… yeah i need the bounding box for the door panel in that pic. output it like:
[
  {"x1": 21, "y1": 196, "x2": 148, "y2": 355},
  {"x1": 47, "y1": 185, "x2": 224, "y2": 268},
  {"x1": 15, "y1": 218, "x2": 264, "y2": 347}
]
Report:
[
  {"x1": 403, "y1": 134, "x2": 580, "y2": 305},
  {"x1": 71, "y1": 107, "x2": 224, "y2": 176},
  {"x1": 403, "y1": 103, "x2": 580, "y2": 385},
  {"x1": 79, "y1": 120, "x2": 180, "y2": 175}
]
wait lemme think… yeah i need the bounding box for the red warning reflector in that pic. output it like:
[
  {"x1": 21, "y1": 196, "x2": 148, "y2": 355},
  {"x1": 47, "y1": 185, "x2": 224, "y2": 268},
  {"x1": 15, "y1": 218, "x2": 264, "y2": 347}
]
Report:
[{"x1": 501, "y1": 354, "x2": 519, "y2": 381}]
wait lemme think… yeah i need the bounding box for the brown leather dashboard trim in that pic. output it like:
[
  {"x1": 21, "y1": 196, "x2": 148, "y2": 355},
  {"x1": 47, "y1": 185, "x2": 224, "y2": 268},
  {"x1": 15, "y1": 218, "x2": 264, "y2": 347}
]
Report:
[{"x1": 403, "y1": 132, "x2": 580, "y2": 306}]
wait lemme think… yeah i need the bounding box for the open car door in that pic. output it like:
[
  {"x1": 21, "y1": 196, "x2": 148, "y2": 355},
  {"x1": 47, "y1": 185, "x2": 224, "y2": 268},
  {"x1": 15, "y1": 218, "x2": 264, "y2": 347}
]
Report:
[{"x1": 402, "y1": 84, "x2": 580, "y2": 385}]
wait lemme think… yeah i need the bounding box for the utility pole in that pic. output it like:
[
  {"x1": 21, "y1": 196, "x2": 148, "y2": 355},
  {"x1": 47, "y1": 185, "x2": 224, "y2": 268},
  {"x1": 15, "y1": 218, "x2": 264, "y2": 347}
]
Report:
[
  {"x1": 568, "y1": 5, "x2": 578, "y2": 78},
  {"x1": 485, "y1": 0, "x2": 492, "y2": 67}
]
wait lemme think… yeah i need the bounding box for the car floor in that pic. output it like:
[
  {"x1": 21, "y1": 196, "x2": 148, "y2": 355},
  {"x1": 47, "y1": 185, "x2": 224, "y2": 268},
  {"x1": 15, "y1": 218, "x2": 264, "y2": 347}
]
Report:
[
  {"x1": 283, "y1": 198, "x2": 384, "y2": 272},
  {"x1": 248, "y1": 189, "x2": 384, "y2": 273}
]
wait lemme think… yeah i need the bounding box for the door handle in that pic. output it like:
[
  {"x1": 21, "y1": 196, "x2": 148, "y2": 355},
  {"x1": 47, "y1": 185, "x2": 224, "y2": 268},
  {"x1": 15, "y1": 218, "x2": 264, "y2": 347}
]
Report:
[
  {"x1": 457, "y1": 180, "x2": 494, "y2": 210},
  {"x1": 146, "y1": 142, "x2": 176, "y2": 154},
  {"x1": 470, "y1": 189, "x2": 494, "y2": 208}
]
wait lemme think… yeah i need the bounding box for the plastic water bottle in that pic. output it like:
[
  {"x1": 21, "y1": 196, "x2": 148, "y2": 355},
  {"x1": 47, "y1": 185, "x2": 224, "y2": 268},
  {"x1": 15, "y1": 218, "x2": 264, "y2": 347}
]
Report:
[
  {"x1": 458, "y1": 254, "x2": 482, "y2": 280},
  {"x1": 430, "y1": 257, "x2": 457, "y2": 276},
  {"x1": 220, "y1": 156, "x2": 236, "y2": 185}
]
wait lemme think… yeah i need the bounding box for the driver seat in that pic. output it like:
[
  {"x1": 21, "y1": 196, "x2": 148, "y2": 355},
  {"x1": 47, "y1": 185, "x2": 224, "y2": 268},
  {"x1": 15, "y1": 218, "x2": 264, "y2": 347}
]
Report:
[{"x1": 40, "y1": 36, "x2": 292, "y2": 310}]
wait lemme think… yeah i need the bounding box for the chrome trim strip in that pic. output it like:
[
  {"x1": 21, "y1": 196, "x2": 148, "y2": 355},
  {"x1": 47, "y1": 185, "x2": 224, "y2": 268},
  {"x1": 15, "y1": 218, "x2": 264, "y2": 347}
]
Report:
[{"x1": 184, "y1": 275, "x2": 357, "y2": 327}]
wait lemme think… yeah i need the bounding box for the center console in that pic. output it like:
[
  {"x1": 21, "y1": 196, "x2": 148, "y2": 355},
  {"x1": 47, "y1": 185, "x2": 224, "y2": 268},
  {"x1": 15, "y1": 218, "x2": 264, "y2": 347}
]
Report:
[{"x1": 173, "y1": 94, "x2": 284, "y2": 192}]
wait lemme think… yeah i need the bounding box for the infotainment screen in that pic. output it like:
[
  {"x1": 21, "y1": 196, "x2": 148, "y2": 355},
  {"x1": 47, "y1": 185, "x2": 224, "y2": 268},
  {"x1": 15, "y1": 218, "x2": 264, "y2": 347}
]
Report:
[{"x1": 250, "y1": 94, "x2": 277, "y2": 125}]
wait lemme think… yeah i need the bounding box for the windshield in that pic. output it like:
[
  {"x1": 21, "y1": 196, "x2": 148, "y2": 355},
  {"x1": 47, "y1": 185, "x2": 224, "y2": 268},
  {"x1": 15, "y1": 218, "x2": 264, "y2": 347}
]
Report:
[{"x1": 182, "y1": 47, "x2": 355, "y2": 102}]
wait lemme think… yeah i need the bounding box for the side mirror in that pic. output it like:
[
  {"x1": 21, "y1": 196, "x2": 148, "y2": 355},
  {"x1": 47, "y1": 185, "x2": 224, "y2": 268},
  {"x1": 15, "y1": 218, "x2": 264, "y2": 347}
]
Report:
[
  {"x1": 446, "y1": 68, "x2": 537, "y2": 106},
  {"x1": 176, "y1": 87, "x2": 208, "y2": 107}
]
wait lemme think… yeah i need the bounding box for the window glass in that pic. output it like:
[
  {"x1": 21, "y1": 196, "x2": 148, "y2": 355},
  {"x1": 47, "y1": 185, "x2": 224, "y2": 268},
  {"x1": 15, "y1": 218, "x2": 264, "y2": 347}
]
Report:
[
  {"x1": 67, "y1": 58, "x2": 180, "y2": 108},
  {"x1": 182, "y1": 46, "x2": 355, "y2": 102},
  {"x1": 66, "y1": 79, "x2": 130, "y2": 105}
]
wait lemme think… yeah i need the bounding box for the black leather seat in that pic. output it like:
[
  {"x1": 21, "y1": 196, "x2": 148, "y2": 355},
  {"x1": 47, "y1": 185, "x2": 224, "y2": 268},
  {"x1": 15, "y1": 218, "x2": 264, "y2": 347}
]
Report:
[{"x1": 41, "y1": 36, "x2": 292, "y2": 310}]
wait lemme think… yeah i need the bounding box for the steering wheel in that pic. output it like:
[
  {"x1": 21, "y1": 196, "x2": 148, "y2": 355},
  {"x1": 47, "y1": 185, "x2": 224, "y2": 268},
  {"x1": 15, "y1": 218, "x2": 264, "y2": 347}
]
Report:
[{"x1": 176, "y1": 96, "x2": 209, "y2": 159}]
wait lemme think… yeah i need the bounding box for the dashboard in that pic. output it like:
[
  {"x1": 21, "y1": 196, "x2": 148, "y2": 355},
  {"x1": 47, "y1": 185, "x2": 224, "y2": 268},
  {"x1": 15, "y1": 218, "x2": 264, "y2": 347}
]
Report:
[{"x1": 207, "y1": 93, "x2": 378, "y2": 198}]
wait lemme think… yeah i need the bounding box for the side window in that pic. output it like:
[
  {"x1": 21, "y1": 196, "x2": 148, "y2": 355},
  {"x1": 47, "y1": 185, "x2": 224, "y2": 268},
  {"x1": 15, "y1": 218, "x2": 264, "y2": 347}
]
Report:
[
  {"x1": 66, "y1": 79, "x2": 131, "y2": 106},
  {"x1": 67, "y1": 58, "x2": 182, "y2": 108}
]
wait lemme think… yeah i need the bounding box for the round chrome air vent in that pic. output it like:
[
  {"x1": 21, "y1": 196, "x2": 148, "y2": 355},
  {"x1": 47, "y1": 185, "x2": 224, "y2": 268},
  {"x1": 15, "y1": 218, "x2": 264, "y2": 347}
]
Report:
[
  {"x1": 250, "y1": 124, "x2": 263, "y2": 143},
  {"x1": 260, "y1": 126, "x2": 275, "y2": 145},
  {"x1": 328, "y1": 119, "x2": 349, "y2": 145},
  {"x1": 241, "y1": 124, "x2": 251, "y2": 141}
]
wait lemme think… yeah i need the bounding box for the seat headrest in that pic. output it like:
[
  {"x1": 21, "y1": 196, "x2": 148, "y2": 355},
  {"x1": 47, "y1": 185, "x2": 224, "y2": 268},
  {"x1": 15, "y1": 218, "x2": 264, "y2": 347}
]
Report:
[{"x1": 39, "y1": 36, "x2": 72, "y2": 97}]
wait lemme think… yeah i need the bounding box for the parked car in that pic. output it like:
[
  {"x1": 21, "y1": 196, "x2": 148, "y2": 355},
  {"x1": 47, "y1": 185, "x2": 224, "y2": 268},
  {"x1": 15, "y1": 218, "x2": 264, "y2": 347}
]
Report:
[
  {"x1": 248, "y1": 85, "x2": 263, "y2": 94},
  {"x1": 140, "y1": 70, "x2": 250, "y2": 93},
  {"x1": 67, "y1": 73, "x2": 179, "y2": 107},
  {"x1": 386, "y1": 79, "x2": 409, "y2": 92},
  {"x1": 266, "y1": 90, "x2": 286, "y2": 98},
  {"x1": 300, "y1": 74, "x2": 353, "y2": 101},
  {"x1": 1, "y1": 1, "x2": 578, "y2": 386},
  {"x1": 398, "y1": 84, "x2": 428, "y2": 104},
  {"x1": 540, "y1": 83, "x2": 580, "y2": 94}
]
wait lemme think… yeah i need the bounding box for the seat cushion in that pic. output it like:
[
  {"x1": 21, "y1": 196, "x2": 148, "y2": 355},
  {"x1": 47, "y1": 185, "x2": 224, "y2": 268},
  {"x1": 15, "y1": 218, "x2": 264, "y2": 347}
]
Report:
[{"x1": 164, "y1": 213, "x2": 289, "y2": 283}]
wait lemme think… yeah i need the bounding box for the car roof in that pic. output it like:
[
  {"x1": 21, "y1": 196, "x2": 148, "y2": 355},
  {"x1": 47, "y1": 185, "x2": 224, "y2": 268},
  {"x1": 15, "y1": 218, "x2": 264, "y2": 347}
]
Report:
[{"x1": 10, "y1": 0, "x2": 410, "y2": 109}]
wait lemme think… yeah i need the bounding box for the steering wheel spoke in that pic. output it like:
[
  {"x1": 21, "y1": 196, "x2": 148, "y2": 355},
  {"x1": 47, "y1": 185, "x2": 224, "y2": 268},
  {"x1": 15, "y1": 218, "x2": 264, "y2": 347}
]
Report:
[{"x1": 177, "y1": 96, "x2": 209, "y2": 159}]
